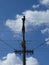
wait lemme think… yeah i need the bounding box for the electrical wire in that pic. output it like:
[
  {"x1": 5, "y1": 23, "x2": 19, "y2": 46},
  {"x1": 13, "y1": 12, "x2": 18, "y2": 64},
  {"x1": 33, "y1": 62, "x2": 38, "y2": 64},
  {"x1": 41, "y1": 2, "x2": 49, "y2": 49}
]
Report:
[
  {"x1": 0, "y1": 38, "x2": 46, "y2": 50},
  {"x1": 0, "y1": 38, "x2": 48, "y2": 54},
  {"x1": 33, "y1": 41, "x2": 46, "y2": 50},
  {"x1": 0, "y1": 39, "x2": 40, "y2": 44},
  {"x1": 0, "y1": 39, "x2": 16, "y2": 51}
]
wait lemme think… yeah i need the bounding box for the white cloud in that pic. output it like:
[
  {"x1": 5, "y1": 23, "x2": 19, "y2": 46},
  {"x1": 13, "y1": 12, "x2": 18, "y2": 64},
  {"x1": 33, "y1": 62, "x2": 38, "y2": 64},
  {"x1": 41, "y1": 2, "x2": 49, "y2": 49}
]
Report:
[
  {"x1": 45, "y1": 38, "x2": 49, "y2": 44},
  {"x1": 0, "y1": 53, "x2": 39, "y2": 65},
  {"x1": 5, "y1": 10, "x2": 49, "y2": 33},
  {"x1": 32, "y1": 4, "x2": 39, "y2": 8},
  {"x1": 26, "y1": 57, "x2": 39, "y2": 65},
  {"x1": 5, "y1": 16, "x2": 22, "y2": 33},
  {"x1": 40, "y1": 0, "x2": 49, "y2": 5},
  {"x1": 41, "y1": 28, "x2": 49, "y2": 34},
  {"x1": 0, "y1": 53, "x2": 22, "y2": 65}
]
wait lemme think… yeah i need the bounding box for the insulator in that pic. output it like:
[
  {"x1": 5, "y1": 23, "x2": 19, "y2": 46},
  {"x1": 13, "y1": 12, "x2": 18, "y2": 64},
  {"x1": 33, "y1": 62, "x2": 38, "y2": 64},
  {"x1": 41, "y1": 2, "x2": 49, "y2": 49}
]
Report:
[{"x1": 22, "y1": 40, "x2": 26, "y2": 48}]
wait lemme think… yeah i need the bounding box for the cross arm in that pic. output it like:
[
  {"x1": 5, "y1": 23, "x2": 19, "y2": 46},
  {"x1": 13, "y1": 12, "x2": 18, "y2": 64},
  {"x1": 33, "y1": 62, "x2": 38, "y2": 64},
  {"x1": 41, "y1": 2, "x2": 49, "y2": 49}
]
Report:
[
  {"x1": 14, "y1": 50, "x2": 22, "y2": 53},
  {"x1": 14, "y1": 50, "x2": 34, "y2": 54},
  {"x1": 26, "y1": 50, "x2": 34, "y2": 54}
]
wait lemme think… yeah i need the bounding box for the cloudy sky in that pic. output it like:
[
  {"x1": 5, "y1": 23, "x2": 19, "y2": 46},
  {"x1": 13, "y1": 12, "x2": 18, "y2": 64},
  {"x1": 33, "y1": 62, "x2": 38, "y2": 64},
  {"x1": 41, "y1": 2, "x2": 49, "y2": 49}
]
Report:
[{"x1": 0, "y1": 0, "x2": 49, "y2": 65}]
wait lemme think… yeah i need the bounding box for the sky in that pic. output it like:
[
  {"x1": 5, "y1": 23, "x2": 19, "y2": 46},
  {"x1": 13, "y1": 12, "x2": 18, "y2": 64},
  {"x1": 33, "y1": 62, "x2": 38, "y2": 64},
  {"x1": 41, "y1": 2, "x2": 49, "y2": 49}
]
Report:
[{"x1": 0, "y1": 0, "x2": 49, "y2": 65}]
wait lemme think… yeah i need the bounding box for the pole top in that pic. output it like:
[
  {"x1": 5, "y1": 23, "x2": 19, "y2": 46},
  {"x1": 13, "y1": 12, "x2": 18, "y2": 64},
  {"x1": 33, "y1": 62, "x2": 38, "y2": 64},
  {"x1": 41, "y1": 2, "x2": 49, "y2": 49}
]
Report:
[{"x1": 22, "y1": 16, "x2": 25, "y2": 22}]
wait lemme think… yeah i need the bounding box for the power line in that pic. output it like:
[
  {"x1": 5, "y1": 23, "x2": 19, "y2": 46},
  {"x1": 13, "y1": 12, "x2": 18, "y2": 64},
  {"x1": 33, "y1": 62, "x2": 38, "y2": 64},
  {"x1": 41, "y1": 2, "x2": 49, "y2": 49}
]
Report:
[
  {"x1": 0, "y1": 38, "x2": 41, "y2": 43},
  {"x1": 0, "y1": 38, "x2": 47, "y2": 52},
  {"x1": 0, "y1": 39, "x2": 16, "y2": 51},
  {"x1": 33, "y1": 41, "x2": 46, "y2": 50}
]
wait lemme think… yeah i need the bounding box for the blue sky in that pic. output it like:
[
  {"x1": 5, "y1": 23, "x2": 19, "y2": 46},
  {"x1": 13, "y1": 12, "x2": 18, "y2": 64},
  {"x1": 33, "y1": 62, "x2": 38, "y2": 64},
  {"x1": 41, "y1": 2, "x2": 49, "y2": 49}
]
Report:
[{"x1": 0, "y1": 0, "x2": 49, "y2": 65}]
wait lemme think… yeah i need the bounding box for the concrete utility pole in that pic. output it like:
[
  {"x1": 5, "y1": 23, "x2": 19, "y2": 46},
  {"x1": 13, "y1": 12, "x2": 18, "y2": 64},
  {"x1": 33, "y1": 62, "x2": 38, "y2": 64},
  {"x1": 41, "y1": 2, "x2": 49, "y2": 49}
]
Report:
[{"x1": 15, "y1": 16, "x2": 34, "y2": 65}]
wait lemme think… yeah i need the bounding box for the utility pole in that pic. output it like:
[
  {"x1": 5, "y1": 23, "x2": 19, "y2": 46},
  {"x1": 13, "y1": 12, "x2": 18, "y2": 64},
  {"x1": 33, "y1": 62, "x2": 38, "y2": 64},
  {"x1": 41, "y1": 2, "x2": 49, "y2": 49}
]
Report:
[{"x1": 15, "y1": 16, "x2": 34, "y2": 65}]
